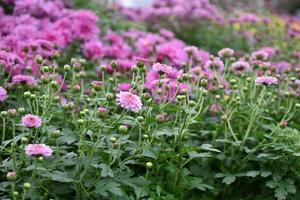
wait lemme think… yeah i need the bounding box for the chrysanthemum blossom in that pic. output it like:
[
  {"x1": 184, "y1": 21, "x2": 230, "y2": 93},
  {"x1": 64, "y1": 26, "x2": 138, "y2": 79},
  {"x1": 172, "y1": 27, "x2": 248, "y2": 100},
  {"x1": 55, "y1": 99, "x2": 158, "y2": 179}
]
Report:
[
  {"x1": 25, "y1": 144, "x2": 53, "y2": 157},
  {"x1": 205, "y1": 58, "x2": 224, "y2": 72},
  {"x1": 152, "y1": 63, "x2": 177, "y2": 78},
  {"x1": 12, "y1": 75, "x2": 37, "y2": 86},
  {"x1": 218, "y1": 48, "x2": 234, "y2": 58},
  {"x1": 255, "y1": 76, "x2": 278, "y2": 85},
  {"x1": 116, "y1": 91, "x2": 142, "y2": 112},
  {"x1": 0, "y1": 87, "x2": 8, "y2": 102},
  {"x1": 22, "y1": 114, "x2": 42, "y2": 128},
  {"x1": 231, "y1": 61, "x2": 250, "y2": 73}
]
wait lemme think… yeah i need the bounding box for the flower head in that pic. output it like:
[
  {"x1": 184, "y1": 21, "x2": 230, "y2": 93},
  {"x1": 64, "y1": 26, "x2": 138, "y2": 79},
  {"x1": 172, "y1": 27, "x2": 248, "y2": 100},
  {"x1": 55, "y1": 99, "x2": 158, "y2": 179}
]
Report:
[
  {"x1": 117, "y1": 82, "x2": 131, "y2": 91},
  {"x1": 116, "y1": 91, "x2": 142, "y2": 112},
  {"x1": 25, "y1": 144, "x2": 53, "y2": 157},
  {"x1": 22, "y1": 114, "x2": 42, "y2": 128},
  {"x1": 0, "y1": 87, "x2": 8, "y2": 102},
  {"x1": 255, "y1": 76, "x2": 278, "y2": 85},
  {"x1": 152, "y1": 63, "x2": 177, "y2": 78},
  {"x1": 205, "y1": 57, "x2": 224, "y2": 72},
  {"x1": 218, "y1": 48, "x2": 234, "y2": 58},
  {"x1": 232, "y1": 61, "x2": 250, "y2": 73},
  {"x1": 12, "y1": 75, "x2": 37, "y2": 86}
]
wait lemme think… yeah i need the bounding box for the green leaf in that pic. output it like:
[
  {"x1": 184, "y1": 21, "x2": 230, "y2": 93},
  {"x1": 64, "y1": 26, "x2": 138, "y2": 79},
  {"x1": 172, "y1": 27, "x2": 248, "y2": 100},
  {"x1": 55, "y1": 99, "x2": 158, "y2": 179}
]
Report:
[
  {"x1": 141, "y1": 149, "x2": 157, "y2": 159},
  {"x1": 188, "y1": 151, "x2": 211, "y2": 159},
  {"x1": 275, "y1": 186, "x2": 288, "y2": 200},
  {"x1": 222, "y1": 175, "x2": 236, "y2": 185},
  {"x1": 189, "y1": 178, "x2": 214, "y2": 191},
  {"x1": 95, "y1": 180, "x2": 124, "y2": 197},
  {"x1": 40, "y1": 171, "x2": 74, "y2": 183},
  {"x1": 200, "y1": 144, "x2": 221, "y2": 153},
  {"x1": 92, "y1": 163, "x2": 114, "y2": 177},
  {"x1": 244, "y1": 170, "x2": 260, "y2": 177}
]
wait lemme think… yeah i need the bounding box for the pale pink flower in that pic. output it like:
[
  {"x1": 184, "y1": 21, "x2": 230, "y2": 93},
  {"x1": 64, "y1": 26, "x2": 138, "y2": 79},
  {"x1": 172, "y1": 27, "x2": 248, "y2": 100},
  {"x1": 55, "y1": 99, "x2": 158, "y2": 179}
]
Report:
[
  {"x1": 0, "y1": 87, "x2": 8, "y2": 102},
  {"x1": 22, "y1": 114, "x2": 42, "y2": 128},
  {"x1": 255, "y1": 76, "x2": 278, "y2": 85},
  {"x1": 25, "y1": 144, "x2": 53, "y2": 157},
  {"x1": 116, "y1": 91, "x2": 142, "y2": 112},
  {"x1": 231, "y1": 61, "x2": 250, "y2": 73},
  {"x1": 218, "y1": 48, "x2": 234, "y2": 58}
]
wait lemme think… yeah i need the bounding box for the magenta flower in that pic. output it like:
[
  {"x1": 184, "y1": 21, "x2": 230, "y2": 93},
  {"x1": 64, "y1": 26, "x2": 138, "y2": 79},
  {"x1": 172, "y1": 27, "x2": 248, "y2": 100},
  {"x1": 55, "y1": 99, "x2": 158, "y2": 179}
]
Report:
[
  {"x1": 98, "y1": 107, "x2": 107, "y2": 113},
  {"x1": 117, "y1": 82, "x2": 131, "y2": 91},
  {"x1": 0, "y1": 87, "x2": 8, "y2": 102},
  {"x1": 116, "y1": 91, "x2": 142, "y2": 113},
  {"x1": 25, "y1": 144, "x2": 53, "y2": 157},
  {"x1": 12, "y1": 75, "x2": 37, "y2": 86},
  {"x1": 218, "y1": 48, "x2": 234, "y2": 58},
  {"x1": 82, "y1": 40, "x2": 104, "y2": 59},
  {"x1": 152, "y1": 63, "x2": 178, "y2": 78},
  {"x1": 22, "y1": 114, "x2": 42, "y2": 128},
  {"x1": 255, "y1": 76, "x2": 278, "y2": 85}
]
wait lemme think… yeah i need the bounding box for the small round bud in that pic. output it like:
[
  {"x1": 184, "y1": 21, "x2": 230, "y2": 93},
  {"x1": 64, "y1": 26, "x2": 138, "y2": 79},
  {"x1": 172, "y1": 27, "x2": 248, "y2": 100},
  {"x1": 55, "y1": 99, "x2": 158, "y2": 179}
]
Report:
[
  {"x1": 112, "y1": 142, "x2": 119, "y2": 149},
  {"x1": 30, "y1": 94, "x2": 37, "y2": 100},
  {"x1": 105, "y1": 93, "x2": 114, "y2": 101},
  {"x1": 100, "y1": 65, "x2": 107, "y2": 72},
  {"x1": 50, "y1": 81, "x2": 59, "y2": 89},
  {"x1": 23, "y1": 182, "x2": 31, "y2": 190},
  {"x1": 110, "y1": 60, "x2": 118, "y2": 69},
  {"x1": 110, "y1": 136, "x2": 117, "y2": 143},
  {"x1": 145, "y1": 162, "x2": 153, "y2": 169},
  {"x1": 229, "y1": 79, "x2": 237, "y2": 84},
  {"x1": 0, "y1": 111, "x2": 8, "y2": 117},
  {"x1": 188, "y1": 100, "x2": 196, "y2": 107},
  {"x1": 177, "y1": 76, "x2": 184, "y2": 83},
  {"x1": 295, "y1": 103, "x2": 300, "y2": 109},
  {"x1": 18, "y1": 107, "x2": 25, "y2": 114},
  {"x1": 24, "y1": 91, "x2": 31, "y2": 98},
  {"x1": 137, "y1": 116, "x2": 144, "y2": 122},
  {"x1": 143, "y1": 134, "x2": 149, "y2": 139},
  {"x1": 36, "y1": 55, "x2": 43, "y2": 64},
  {"x1": 52, "y1": 130, "x2": 61, "y2": 138},
  {"x1": 77, "y1": 119, "x2": 85, "y2": 125},
  {"x1": 7, "y1": 172, "x2": 16, "y2": 181},
  {"x1": 64, "y1": 64, "x2": 71, "y2": 71},
  {"x1": 25, "y1": 66, "x2": 32, "y2": 73},
  {"x1": 42, "y1": 66, "x2": 50, "y2": 73},
  {"x1": 118, "y1": 125, "x2": 128, "y2": 134},
  {"x1": 53, "y1": 96, "x2": 60, "y2": 103},
  {"x1": 37, "y1": 156, "x2": 44, "y2": 163},
  {"x1": 13, "y1": 191, "x2": 19, "y2": 197}
]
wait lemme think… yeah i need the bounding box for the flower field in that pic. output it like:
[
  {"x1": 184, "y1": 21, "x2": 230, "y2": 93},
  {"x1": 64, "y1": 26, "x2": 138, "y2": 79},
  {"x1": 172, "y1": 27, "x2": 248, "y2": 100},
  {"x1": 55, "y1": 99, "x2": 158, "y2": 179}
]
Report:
[{"x1": 0, "y1": 0, "x2": 300, "y2": 199}]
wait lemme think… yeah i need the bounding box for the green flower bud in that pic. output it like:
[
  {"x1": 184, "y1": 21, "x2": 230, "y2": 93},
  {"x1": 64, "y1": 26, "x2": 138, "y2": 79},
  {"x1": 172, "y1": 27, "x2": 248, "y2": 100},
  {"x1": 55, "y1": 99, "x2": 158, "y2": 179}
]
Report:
[
  {"x1": 23, "y1": 182, "x2": 31, "y2": 190},
  {"x1": 118, "y1": 125, "x2": 128, "y2": 134},
  {"x1": 145, "y1": 162, "x2": 153, "y2": 169}
]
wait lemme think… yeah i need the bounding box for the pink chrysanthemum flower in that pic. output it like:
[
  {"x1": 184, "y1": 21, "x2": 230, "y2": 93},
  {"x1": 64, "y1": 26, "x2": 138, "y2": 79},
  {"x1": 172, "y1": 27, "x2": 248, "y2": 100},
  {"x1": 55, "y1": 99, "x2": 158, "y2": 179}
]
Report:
[
  {"x1": 255, "y1": 76, "x2": 278, "y2": 85},
  {"x1": 251, "y1": 50, "x2": 269, "y2": 61},
  {"x1": 25, "y1": 144, "x2": 53, "y2": 157},
  {"x1": 117, "y1": 82, "x2": 131, "y2": 91},
  {"x1": 116, "y1": 91, "x2": 142, "y2": 112},
  {"x1": 205, "y1": 58, "x2": 224, "y2": 72},
  {"x1": 22, "y1": 114, "x2": 42, "y2": 128},
  {"x1": 218, "y1": 48, "x2": 234, "y2": 58},
  {"x1": 0, "y1": 87, "x2": 8, "y2": 102},
  {"x1": 232, "y1": 61, "x2": 250, "y2": 73},
  {"x1": 152, "y1": 63, "x2": 177, "y2": 78},
  {"x1": 12, "y1": 75, "x2": 37, "y2": 86}
]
